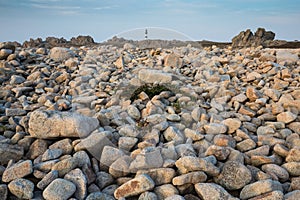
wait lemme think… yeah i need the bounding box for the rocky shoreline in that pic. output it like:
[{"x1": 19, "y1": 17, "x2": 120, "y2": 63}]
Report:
[{"x1": 0, "y1": 36, "x2": 300, "y2": 200}]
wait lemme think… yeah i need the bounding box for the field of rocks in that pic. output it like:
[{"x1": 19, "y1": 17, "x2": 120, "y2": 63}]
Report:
[{"x1": 0, "y1": 40, "x2": 300, "y2": 200}]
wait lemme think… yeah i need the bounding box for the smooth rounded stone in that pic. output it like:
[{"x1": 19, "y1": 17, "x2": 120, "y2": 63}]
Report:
[
  {"x1": 0, "y1": 184, "x2": 8, "y2": 200},
  {"x1": 291, "y1": 177, "x2": 300, "y2": 190},
  {"x1": 102, "y1": 184, "x2": 118, "y2": 196},
  {"x1": 221, "y1": 118, "x2": 241, "y2": 134},
  {"x1": 118, "y1": 137, "x2": 138, "y2": 151},
  {"x1": 28, "y1": 110, "x2": 99, "y2": 138},
  {"x1": 261, "y1": 164, "x2": 289, "y2": 182},
  {"x1": 172, "y1": 171, "x2": 207, "y2": 186},
  {"x1": 248, "y1": 190, "x2": 284, "y2": 200},
  {"x1": 273, "y1": 144, "x2": 289, "y2": 157},
  {"x1": 8, "y1": 178, "x2": 34, "y2": 199},
  {"x1": 95, "y1": 171, "x2": 114, "y2": 190},
  {"x1": 154, "y1": 184, "x2": 179, "y2": 200},
  {"x1": 0, "y1": 143, "x2": 24, "y2": 165},
  {"x1": 0, "y1": 48, "x2": 13, "y2": 59},
  {"x1": 165, "y1": 194, "x2": 185, "y2": 200},
  {"x1": 129, "y1": 148, "x2": 164, "y2": 172},
  {"x1": 114, "y1": 174, "x2": 155, "y2": 199},
  {"x1": 245, "y1": 145, "x2": 270, "y2": 157},
  {"x1": 286, "y1": 147, "x2": 300, "y2": 162},
  {"x1": 277, "y1": 111, "x2": 297, "y2": 124},
  {"x1": 10, "y1": 75, "x2": 26, "y2": 85},
  {"x1": 42, "y1": 149, "x2": 63, "y2": 162},
  {"x1": 27, "y1": 139, "x2": 48, "y2": 159},
  {"x1": 2, "y1": 160, "x2": 33, "y2": 182},
  {"x1": 127, "y1": 105, "x2": 141, "y2": 120},
  {"x1": 64, "y1": 168, "x2": 87, "y2": 200},
  {"x1": 204, "y1": 123, "x2": 227, "y2": 134},
  {"x1": 100, "y1": 146, "x2": 125, "y2": 168},
  {"x1": 195, "y1": 183, "x2": 239, "y2": 200},
  {"x1": 215, "y1": 161, "x2": 252, "y2": 190},
  {"x1": 49, "y1": 138, "x2": 73, "y2": 155},
  {"x1": 184, "y1": 128, "x2": 204, "y2": 141},
  {"x1": 51, "y1": 157, "x2": 78, "y2": 176},
  {"x1": 191, "y1": 107, "x2": 201, "y2": 121},
  {"x1": 43, "y1": 178, "x2": 76, "y2": 200},
  {"x1": 205, "y1": 145, "x2": 231, "y2": 161},
  {"x1": 72, "y1": 95, "x2": 97, "y2": 105},
  {"x1": 86, "y1": 192, "x2": 115, "y2": 200},
  {"x1": 37, "y1": 170, "x2": 59, "y2": 190},
  {"x1": 49, "y1": 47, "x2": 75, "y2": 62},
  {"x1": 138, "y1": 69, "x2": 173, "y2": 84},
  {"x1": 284, "y1": 190, "x2": 300, "y2": 200},
  {"x1": 166, "y1": 114, "x2": 181, "y2": 122},
  {"x1": 257, "y1": 126, "x2": 275, "y2": 135},
  {"x1": 109, "y1": 155, "x2": 133, "y2": 178},
  {"x1": 138, "y1": 191, "x2": 158, "y2": 200},
  {"x1": 237, "y1": 139, "x2": 257, "y2": 152},
  {"x1": 136, "y1": 168, "x2": 176, "y2": 185},
  {"x1": 36, "y1": 47, "x2": 47, "y2": 54},
  {"x1": 276, "y1": 50, "x2": 299, "y2": 65},
  {"x1": 240, "y1": 179, "x2": 283, "y2": 200},
  {"x1": 175, "y1": 156, "x2": 220, "y2": 176},
  {"x1": 163, "y1": 126, "x2": 185, "y2": 145},
  {"x1": 282, "y1": 162, "x2": 300, "y2": 176},
  {"x1": 213, "y1": 134, "x2": 236, "y2": 148}
]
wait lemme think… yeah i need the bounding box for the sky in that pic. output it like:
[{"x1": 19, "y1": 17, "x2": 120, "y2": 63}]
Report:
[{"x1": 0, "y1": 0, "x2": 300, "y2": 43}]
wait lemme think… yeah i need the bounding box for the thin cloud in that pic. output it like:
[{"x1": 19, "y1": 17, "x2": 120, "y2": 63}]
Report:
[
  {"x1": 94, "y1": 5, "x2": 118, "y2": 10},
  {"x1": 31, "y1": 3, "x2": 81, "y2": 10}
]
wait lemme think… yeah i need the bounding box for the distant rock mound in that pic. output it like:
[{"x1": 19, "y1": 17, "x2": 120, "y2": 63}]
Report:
[
  {"x1": 22, "y1": 35, "x2": 96, "y2": 48},
  {"x1": 232, "y1": 28, "x2": 275, "y2": 48}
]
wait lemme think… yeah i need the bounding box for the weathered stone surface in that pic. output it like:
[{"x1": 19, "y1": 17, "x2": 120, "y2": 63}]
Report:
[
  {"x1": 51, "y1": 157, "x2": 78, "y2": 176},
  {"x1": 240, "y1": 179, "x2": 283, "y2": 200},
  {"x1": 100, "y1": 146, "x2": 125, "y2": 168},
  {"x1": 130, "y1": 148, "x2": 164, "y2": 171},
  {"x1": 28, "y1": 110, "x2": 99, "y2": 138},
  {"x1": 8, "y1": 178, "x2": 34, "y2": 199},
  {"x1": 261, "y1": 164, "x2": 289, "y2": 182},
  {"x1": 49, "y1": 47, "x2": 75, "y2": 62},
  {"x1": 43, "y1": 178, "x2": 76, "y2": 200},
  {"x1": 64, "y1": 168, "x2": 87, "y2": 200},
  {"x1": 221, "y1": 118, "x2": 241, "y2": 134},
  {"x1": 204, "y1": 123, "x2": 227, "y2": 134},
  {"x1": 172, "y1": 171, "x2": 207, "y2": 186},
  {"x1": 0, "y1": 143, "x2": 24, "y2": 165},
  {"x1": 248, "y1": 190, "x2": 284, "y2": 200},
  {"x1": 277, "y1": 111, "x2": 297, "y2": 124},
  {"x1": 109, "y1": 155, "x2": 132, "y2": 178},
  {"x1": 195, "y1": 183, "x2": 238, "y2": 200},
  {"x1": 0, "y1": 184, "x2": 8, "y2": 200},
  {"x1": 138, "y1": 69, "x2": 173, "y2": 84},
  {"x1": 154, "y1": 184, "x2": 179, "y2": 200},
  {"x1": 114, "y1": 174, "x2": 155, "y2": 199},
  {"x1": 27, "y1": 139, "x2": 48, "y2": 159},
  {"x1": 284, "y1": 190, "x2": 300, "y2": 200},
  {"x1": 164, "y1": 53, "x2": 183, "y2": 68},
  {"x1": 136, "y1": 168, "x2": 176, "y2": 185},
  {"x1": 215, "y1": 161, "x2": 252, "y2": 190},
  {"x1": 2, "y1": 160, "x2": 33, "y2": 182},
  {"x1": 37, "y1": 170, "x2": 59, "y2": 190},
  {"x1": 282, "y1": 162, "x2": 300, "y2": 176}
]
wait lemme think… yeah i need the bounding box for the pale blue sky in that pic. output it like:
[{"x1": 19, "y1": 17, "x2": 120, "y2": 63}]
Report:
[{"x1": 0, "y1": 0, "x2": 299, "y2": 42}]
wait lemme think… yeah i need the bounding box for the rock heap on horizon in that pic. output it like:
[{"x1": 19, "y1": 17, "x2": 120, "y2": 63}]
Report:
[
  {"x1": 0, "y1": 36, "x2": 300, "y2": 200},
  {"x1": 232, "y1": 28, "x2": 275, "y2": 48}
]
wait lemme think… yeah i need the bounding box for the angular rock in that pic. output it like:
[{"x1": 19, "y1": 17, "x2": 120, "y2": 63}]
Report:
[
  {"x1": 136, "y1": 168, "x2": 176, "y2": 185},
  {"x1": 64, "y1": 168, "x2": 87, "y2": 200},
  {"x1": 277, "y1": 111, "x2": 297, "y2": 124},
  {"x1": 43, "y1": 178, "x2": 76, "y2": 200},
  {"x1": 100, "y1": 146, "x2": 125, "y2": 168},
  {"x1": 130, "y1": 148, "x2": 164, "y2": 172},
  {"x1": 2, "y1": 160, "x2": 33, "y2": 182},
  {"x1": 51, "y1": 157, "x2": 78, "y2": 177},
  {"x1": 27, "y1": 139, "x2": 48, "y2": 159},
  {"x1": 154, "y1": 184, "x2": 179, "y2": 200},
  {"x1": 195, "y1": 183, "x2": 238, "y2": 200},
  {"x1": 221, "y1": 118, "x2": 241, "y2": 134},
  {"x1": 240, "y1": 179, "x2": 283, "y2": 200},
  {"x1": 215, "y1": 161, "x2": 252, "y2": 190},
  {"x1": 204, "y1": 123, "x2": 227, "y2": 134},
  {"x1": 0, "y1": 184, "x2": 8, "y2": 200},
  {"x1": 8, "y1": 178, "x2": 34, "y2": 199},
  {"x1": 109, "y1": 155, "x2": 133, "y2": 178},
  {"x1": 29, "y1": 110, "x2": 99, "y2": 138},
  {"x1": 172, "y1": 171, "x2": 207, "y2": 186},
  {"x1": 114, "y1": 174, "x2": 155, "y2": 199},
  {"x1": 0, "y1": 143, "x2": 24, "y2": 165},
  {"x1": 95, "y1": 171, "x2": 114, "y2": 190}
]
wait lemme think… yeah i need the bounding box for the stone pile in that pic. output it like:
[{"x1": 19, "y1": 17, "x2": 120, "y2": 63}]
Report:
[{"x1": 0, "y1": 40, "x2": 300, "y2": 200}]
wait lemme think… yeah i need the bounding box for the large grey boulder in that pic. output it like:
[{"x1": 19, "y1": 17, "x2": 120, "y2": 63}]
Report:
[{"x1": 28, "y1": 110, "x2": 99, "y2": 139}]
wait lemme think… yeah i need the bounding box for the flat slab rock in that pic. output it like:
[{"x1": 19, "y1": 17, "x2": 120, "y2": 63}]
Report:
[{"x1": 28, "y1": 110, "x2": 99, "y2": 139}]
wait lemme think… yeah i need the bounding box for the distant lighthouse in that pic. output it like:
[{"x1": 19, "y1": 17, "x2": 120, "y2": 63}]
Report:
[{"x1": 145, "y1": 28, "x2": 148, "y2": 39}]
